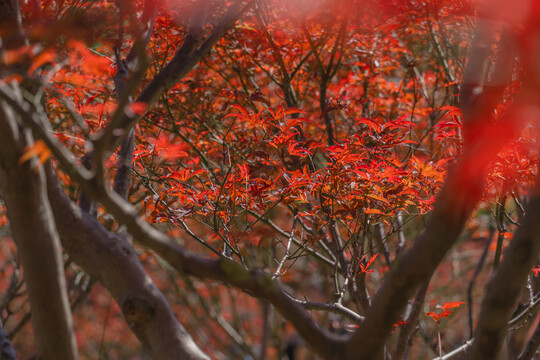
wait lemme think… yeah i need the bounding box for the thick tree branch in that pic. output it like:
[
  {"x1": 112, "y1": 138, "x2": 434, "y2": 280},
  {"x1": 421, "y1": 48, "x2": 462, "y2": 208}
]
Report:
[
  {"x1": 343, "y1": 105, "x2": 524, "y2": 359},
  {"x1": 0, "y1": 104, "x2": 78, "y2": 359},
  {"x1": 124, "y1": 0, "x2": 159, "y2": 71},
  {"x1": 44, "y1": 166, "x2": 210, "y2": 360},
  {"x1": 111, "y1": 0, "x2": 159, "y2": 201},
  {"x1": 0, "y1": 61, "x2": 209, "y2": 358},
  {"x1": 0, "y1": 0, "x2": 25, "y2": 49},
  {"x1": 340, "y1": 14, "x2": 522, "y2": 356},
  {"x1": 517, "y1": 319, "x2": 540, "y2": 360},
  {"x1": 112, "y1": 128, "x2": 135, "y2": 199},
  {"x1": 465, "y1": 190, "x2": 540, "y2": 359},
  {"x1": 460, "y1": 20, "x2": 514, "y2": 148},
  {"x1": 95, "y1": 189, "x2": 347, "y2": 360}
]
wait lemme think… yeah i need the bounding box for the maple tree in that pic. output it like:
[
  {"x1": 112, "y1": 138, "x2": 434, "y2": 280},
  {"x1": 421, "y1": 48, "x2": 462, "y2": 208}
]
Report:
[{"x1": 1, "y1": 0, "x2": 540, "y2": 359}]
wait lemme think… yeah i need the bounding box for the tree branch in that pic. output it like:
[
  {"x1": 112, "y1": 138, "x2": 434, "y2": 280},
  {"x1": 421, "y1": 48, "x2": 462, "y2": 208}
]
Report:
[
  {"x1": 0, "y1": 101, "x2": 78, "y2": 358},
  {"x1": 343, "y1": 105, "x2": 524, "y2": 358},
  {"x1": 393, "y1": 279, "x2": 430, "y2": 359},
  {"x1": 100, "y1": 0, "x2": 256, "y2": 155},
  {"x1": 109, "y1": 0, "x2": 160, "y2": 203},
  {"x1": 44, "y1": 166, "x2": 210, "y2": 360},
  {"x1": 0, "y1": 320, "x2": 17, "y2": 360},
  {"x1": 94, "y1": 188, "x2": 347, "y2": 360},
  {"x1": 465, "y1": 191, "x2": 540, "y2": 359},
  {"x1": 9, "y1": 89, "x2": 346, "y2": 358},
  {"x1": 517, "y1": 319, "x2": 540, "y2": 360}
]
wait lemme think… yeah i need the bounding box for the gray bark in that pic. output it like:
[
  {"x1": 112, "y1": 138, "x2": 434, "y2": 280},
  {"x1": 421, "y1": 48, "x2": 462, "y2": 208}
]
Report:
[
  {"x1": 45, "y1": 167, "x2": 210, "y2": 360},
  {"x1": 0, "y1": 101, "x2": 78, "y2": 359}
]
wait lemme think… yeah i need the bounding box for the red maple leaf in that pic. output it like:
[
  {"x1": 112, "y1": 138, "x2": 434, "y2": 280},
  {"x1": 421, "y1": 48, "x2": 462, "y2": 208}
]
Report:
[{"x1": 358, "y1": 253, "x2": 379, "y2": 274}]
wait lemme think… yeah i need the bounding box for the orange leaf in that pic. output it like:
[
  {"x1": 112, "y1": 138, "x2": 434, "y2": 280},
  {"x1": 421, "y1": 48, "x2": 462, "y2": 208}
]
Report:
[
  {"x1": 356, "y1": 117, "x2": 382, "y2": 132},
  {"x1": 364, "y1": 253, "x2": 379, "y2": 268},
  {"x1": 66, "y1": 39, "x2": 89, "y2": 55},
  {"x1": 437, "y1": 310, "x2": 453, "y2": 319},
  {"x1": 1, "y1": 74, "x2": 23, "y2": 84},
  {"x1": 2, "y1": 46, "x2": 30, "y2": 65},
  {"x1": 28, "y1": 49, "x2": 55, "y2": 74},
  {"x1": 365, "y1": 208, "x2": 384, "y2": 215},
  {"x1": 18, "y1": 140, "x2": 51, "y2": 167},
  {"x1": 441, "y1": 301, "x2": 465, "y2": 311},
  {"x1": 231, "y1": 104, "x2": 249, "y2": 116},
  {"x1": 438, "y1": 105, "x2": 463, "y2": 118},
  {"x1": 426, "y1": 312, "x2": 440, "y2": 321},
  {"x1": 393, "y1": 320, "x2": 409, "y2": 327},
  {"x1": 358, "y1": 253, "x2": 379, "y2": 274},
  {"x1": 283, "y1": 107, "x2": 306, "y2": 116},
  {"x1": 81, "y1": 53, "x2": 112, "y2": 76},
  {"x1": 367, "y1": 193, "x2": 389, "y2": 204}
]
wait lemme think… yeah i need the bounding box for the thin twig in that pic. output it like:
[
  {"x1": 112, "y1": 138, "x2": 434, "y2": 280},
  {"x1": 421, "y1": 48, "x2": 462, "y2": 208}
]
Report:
[
  {"x1": 287, "y1": 294, "x2": 365, "y2": 323},
  {"x1": 273, "y1": 216, "x2": 297, "y2": 279}
]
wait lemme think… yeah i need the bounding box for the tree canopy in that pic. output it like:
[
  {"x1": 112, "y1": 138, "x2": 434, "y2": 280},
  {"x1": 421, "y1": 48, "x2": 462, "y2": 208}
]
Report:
[{"x1": 0, "y1": 0, "x2": 539, "y2": 359}]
